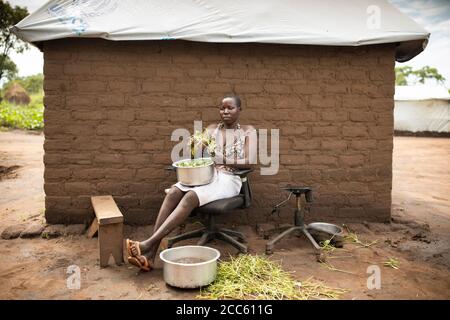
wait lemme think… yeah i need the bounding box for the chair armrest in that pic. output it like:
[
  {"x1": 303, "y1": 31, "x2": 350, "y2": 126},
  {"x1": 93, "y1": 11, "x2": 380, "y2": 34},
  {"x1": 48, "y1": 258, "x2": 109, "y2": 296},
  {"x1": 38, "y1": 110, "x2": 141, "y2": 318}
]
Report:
[
  {"x1": 232, "y1": 168, "x2": 254, "y2": 178},
  {"x1": 165, "y1": 165, "x2": 176, "y2": 172}
]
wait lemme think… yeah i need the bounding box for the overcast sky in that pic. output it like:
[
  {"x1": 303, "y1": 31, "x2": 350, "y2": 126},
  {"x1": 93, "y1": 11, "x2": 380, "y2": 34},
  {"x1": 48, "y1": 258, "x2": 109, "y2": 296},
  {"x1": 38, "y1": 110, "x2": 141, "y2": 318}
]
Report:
[{"x1": 6, "y1": 0, "x2": 450, "y2": 87}]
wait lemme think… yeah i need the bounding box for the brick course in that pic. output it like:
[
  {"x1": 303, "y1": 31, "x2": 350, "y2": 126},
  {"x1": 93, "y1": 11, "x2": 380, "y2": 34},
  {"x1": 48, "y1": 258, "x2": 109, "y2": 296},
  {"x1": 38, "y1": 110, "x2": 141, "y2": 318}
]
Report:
[{"x1": 43, "y1": 39, "x2": 395, "y2": 224}]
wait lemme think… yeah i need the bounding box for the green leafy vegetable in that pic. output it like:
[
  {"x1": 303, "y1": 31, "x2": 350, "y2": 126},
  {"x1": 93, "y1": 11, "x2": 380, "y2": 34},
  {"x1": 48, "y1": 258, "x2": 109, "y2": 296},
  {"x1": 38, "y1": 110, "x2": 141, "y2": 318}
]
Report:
[
  {"x1": 176, "y1": 158, "x2": 213, "y2": 168},
  {"x1": 188, "y1": 129, "x2": 217, "y2": 158}
]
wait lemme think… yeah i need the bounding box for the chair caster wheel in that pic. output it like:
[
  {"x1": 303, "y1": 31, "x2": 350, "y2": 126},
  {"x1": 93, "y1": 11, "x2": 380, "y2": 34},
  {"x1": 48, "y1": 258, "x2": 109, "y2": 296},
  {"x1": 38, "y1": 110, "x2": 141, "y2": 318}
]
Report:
[
  {"x1": 316, "y1": 252, "x2": 326, "y2": 263},
  {"x1": 334, "y1": 241, "x2": 344, "y2": 248}
]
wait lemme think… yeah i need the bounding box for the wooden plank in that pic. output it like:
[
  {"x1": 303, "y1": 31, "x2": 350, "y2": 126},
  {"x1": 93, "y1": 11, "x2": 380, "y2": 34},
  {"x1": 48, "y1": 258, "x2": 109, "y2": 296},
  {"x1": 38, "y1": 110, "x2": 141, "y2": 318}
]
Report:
[
  {"x1": 87, "y1": 217, "x2": 99, "y2": 238},
  {"x1": 91, "y1": 195, "x2": 124, "y2": 225}
]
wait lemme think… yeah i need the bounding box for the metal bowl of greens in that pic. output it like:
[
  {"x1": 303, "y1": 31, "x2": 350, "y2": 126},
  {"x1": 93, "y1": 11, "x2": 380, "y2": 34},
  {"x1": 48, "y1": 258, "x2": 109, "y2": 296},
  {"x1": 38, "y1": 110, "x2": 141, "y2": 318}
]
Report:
[{"x1": 172, "y1": 157, "x2": 215, "y2": 186}]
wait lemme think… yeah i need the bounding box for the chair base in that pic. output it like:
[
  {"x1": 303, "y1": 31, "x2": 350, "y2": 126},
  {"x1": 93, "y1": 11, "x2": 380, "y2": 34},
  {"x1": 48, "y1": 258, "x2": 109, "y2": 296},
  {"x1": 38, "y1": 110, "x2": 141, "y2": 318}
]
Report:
[
  {"x1": 265, "y1": 225, "x2": 325, "y2": 262},
  {"x1": 166, "y1": 226, "x2": 248, "y2": 254}
]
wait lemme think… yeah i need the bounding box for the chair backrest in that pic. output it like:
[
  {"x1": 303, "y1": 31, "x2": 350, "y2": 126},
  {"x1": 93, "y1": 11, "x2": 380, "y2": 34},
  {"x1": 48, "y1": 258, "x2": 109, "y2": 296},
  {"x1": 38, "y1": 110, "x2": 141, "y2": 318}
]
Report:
[{"x1": 233, "y1": 169, "x2": 254, "y2": 208}]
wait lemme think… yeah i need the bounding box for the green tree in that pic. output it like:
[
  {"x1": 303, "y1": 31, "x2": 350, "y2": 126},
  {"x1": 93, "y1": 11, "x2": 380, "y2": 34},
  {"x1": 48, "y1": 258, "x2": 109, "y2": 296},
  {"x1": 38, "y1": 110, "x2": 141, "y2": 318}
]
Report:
[
  {"x1": 395, "y1": 65, "x2": 446, "y2": 86},
  {"x1": 18, "y1": 73, "x2": 43, "y2": 93},
  {"x1": 0, "y1": 53, "x2": 17, "y2": 80},
  {"x1": 413, "y1": 66, "x2": 446, "y2": 84},
  {"x1": 395, "y1": 66, "x2": 413, "y2": 86},
  {"x1": 0, "y1": 0, "x2": 29, "y2": 83}
]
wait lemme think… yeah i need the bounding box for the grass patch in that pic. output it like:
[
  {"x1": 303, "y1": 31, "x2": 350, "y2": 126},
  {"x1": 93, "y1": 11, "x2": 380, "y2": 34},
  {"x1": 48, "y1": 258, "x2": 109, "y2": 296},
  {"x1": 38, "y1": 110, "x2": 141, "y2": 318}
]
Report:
[
  {"x1": 320, "y1": 261, "x2": 356, "y2": 275},
  {"x1": 383, "y1": 257, "x2": 400, "y2": 269},
  {"x1": 198, "y1": 254, "x2": 347, "y2": 300},
  {"x1": 319, "y1": 238, "x2": 337, "y2": 254},
  {"x1": 343, "y1": 224, "x2": 378, "y2": 248},
  {"x1": 0, "y1": 92, "x2": 44, "y2": 130}
]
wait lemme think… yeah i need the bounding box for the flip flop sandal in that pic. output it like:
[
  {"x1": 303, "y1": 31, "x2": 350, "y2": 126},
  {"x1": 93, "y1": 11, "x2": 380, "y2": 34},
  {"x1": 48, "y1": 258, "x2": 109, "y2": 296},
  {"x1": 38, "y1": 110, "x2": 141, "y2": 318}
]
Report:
[
  {"x1": 126, "y1": 239, "x2": 141, "y2": 257},
  {"x1": 127, "y1": 255, "x2": 152, "y2": 272},
  {"x1": 138, "y1": 255, "x2": 152, "y2": 272},
  {"x1": 127, "y1": 256, "x2": 141, "y2": 268}
]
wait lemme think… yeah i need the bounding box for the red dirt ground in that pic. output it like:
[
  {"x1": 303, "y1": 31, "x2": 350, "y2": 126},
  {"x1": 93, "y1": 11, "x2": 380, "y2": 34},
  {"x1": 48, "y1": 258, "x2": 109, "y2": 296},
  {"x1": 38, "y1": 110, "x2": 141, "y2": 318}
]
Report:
[{"x1": 0, "y1": 129, "x2": 449, "y2": 299}]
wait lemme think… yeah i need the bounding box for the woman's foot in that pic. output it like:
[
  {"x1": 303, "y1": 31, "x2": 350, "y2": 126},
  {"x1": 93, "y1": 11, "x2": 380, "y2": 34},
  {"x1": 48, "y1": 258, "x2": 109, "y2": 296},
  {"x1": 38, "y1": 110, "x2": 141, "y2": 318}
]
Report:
[
  {"x1": 127, "y1": 238, "x2": 161, "y2": 258},
  {"x1": 126, "y1": 239, "x2": 141, "y2": 257}
]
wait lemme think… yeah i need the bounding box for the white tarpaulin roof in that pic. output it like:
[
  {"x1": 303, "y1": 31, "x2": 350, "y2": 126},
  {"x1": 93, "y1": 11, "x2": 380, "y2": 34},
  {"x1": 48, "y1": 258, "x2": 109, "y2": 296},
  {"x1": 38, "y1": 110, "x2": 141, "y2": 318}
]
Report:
[
  {"x1": 12, "y1": 0, "x2": 429, "y2": 62},
  {"x1": 395, "y1": 85, "x2": 450, "y2": 101}
]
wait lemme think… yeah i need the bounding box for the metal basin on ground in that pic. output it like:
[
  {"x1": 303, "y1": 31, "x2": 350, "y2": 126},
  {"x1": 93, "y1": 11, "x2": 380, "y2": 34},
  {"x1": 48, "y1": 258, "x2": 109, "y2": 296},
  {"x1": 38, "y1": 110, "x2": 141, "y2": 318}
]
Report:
[
  {"x1": 159, "y1": 245, "x2": 220, "y2": 288},
  {"x1": 307, "y1": 222, "x2": 344, "y2": 247}
]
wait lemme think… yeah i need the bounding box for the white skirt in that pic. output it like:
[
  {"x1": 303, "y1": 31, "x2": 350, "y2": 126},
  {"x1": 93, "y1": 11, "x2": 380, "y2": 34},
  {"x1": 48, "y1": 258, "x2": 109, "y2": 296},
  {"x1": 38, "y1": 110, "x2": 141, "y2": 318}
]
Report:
[{"x1": 173, "y1": 167, "x2": 242, "y2": 207}]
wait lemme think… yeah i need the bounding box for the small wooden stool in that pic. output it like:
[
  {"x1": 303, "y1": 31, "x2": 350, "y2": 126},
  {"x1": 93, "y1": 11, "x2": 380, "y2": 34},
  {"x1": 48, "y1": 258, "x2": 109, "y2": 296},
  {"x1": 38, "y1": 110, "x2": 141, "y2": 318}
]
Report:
[{"x1": 89, "y1": 195, "x2": 124, "y2": 268}]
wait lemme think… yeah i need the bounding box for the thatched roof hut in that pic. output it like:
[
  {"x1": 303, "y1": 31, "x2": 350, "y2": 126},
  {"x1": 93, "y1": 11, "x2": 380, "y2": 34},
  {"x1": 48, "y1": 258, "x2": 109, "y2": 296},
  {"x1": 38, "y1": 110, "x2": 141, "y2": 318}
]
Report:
[{"x1": 3, "y1": 83, "x2": 31, "y2": 105}]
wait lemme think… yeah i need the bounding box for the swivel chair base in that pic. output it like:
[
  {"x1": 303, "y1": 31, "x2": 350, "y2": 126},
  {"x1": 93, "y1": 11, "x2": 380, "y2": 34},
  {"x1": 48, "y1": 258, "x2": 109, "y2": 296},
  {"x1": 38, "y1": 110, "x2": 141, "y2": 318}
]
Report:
[
  {"x1": 166, "y1": 213, "x2": 248, "y2": 254},
  {"x1": 265, "y1": 187, "x2": 325, "y2": 262}
]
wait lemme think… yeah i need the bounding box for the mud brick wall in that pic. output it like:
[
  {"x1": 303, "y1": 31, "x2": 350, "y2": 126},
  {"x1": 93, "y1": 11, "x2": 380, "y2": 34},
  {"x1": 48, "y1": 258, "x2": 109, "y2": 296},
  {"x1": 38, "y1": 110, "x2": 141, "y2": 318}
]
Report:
[{"x1": 42, "y1": 38, "x2": 395, "y2": 225}]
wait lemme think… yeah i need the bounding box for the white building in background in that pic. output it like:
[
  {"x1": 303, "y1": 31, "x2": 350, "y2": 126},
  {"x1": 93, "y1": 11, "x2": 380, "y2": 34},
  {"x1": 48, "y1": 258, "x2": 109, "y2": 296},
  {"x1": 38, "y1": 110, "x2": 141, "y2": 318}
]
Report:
[{"x1": 394, "y1": 85, "x2": 450, "y2": 133}]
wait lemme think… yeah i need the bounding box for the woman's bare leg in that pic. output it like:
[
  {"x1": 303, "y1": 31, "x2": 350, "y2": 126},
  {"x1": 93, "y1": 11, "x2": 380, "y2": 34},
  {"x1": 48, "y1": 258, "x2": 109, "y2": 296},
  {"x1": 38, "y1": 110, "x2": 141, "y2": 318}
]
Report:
[
  {"x1": 140, "y1": 191, "x2": 199, "y2": 262},
  {"x1": 153, "y1": 186, "x2": 185, "y2": 232},
  {"x1": 132, "y1": 187, "x2": 185, "y2": 255}
]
